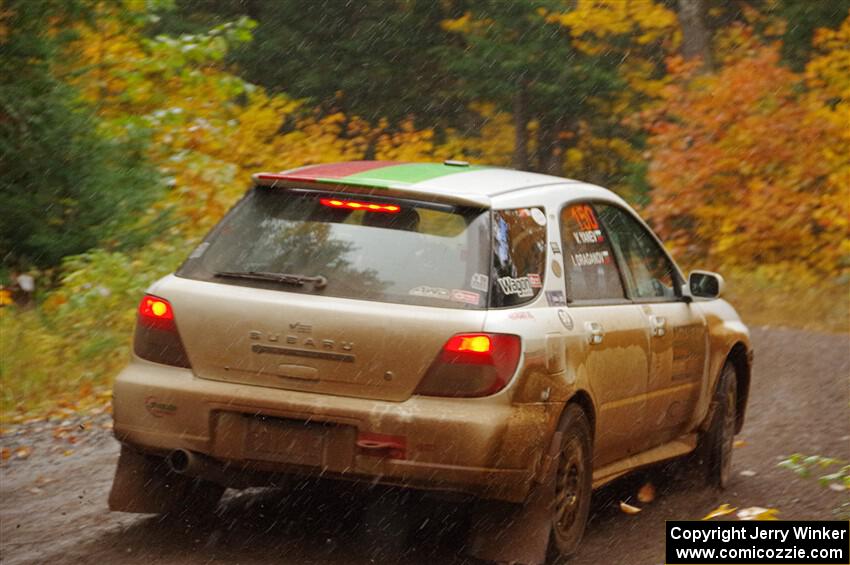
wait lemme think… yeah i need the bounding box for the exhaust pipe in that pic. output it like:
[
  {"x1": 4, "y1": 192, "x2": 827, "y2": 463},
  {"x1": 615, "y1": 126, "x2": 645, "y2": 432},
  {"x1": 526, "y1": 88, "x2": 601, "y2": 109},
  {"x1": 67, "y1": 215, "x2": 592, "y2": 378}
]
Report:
[
  {"x1": 166, "y1": 449, "x2": 229, "y2": 484},
  {"x1": 165, "y1": 449, "x2": 194, "y2": 474}
]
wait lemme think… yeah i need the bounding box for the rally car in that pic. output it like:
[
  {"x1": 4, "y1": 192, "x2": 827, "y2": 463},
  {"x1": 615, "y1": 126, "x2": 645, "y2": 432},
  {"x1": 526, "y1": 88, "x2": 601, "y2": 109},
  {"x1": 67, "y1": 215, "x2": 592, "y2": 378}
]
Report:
[{"x1": 109, "y1": 160, "x2": 752, "y2": 562}]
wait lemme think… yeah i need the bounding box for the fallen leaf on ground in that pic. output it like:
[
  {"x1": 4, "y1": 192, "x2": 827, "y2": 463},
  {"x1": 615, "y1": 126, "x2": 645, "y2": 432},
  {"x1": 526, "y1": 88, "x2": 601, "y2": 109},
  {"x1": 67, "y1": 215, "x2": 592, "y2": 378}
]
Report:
[
  {"x1": 637, "y1": 482, "x2": 656, "y2": 503},
  {"x1": 737, "y1": 507, "x2": 780, "y2": 521},
  {"x1": 733, "y1": 439, "x2": 747, "y2": 448},
  {"x1": 14, "y1": 446, "x2": 32, "y2": 459},
  {"x1": 62, "y1": 449, "x2": 74, "y2": 457},
  {"x1": 1, "y1": 447, "x2": 10, "y2": 460},
  {"x1": 619, "y1": 501, "x2": 642, "y2": 515},
  {"x1": 702, "y1": 503, "x2": 737, "y2": 520},
  {"x1": 740, "y1": 469, "x2": 757, "y2": 477},
  {"x1": 828, "y1": 483, "x2": 846, "y2": 492}
]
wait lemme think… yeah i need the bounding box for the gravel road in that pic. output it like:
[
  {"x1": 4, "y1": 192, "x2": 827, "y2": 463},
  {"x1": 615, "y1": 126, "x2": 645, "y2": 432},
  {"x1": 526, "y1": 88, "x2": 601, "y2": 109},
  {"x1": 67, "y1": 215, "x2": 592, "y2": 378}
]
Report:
[{"x1": 2, "y1": 327, "x2": 848, "y2": 564}]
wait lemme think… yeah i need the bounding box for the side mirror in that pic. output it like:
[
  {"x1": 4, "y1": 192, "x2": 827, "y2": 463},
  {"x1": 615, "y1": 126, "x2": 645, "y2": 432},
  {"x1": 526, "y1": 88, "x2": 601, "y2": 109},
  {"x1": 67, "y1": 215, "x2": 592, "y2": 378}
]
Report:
[{"x1": 688, "y1": 270, "x2": 724, "y2": 299}]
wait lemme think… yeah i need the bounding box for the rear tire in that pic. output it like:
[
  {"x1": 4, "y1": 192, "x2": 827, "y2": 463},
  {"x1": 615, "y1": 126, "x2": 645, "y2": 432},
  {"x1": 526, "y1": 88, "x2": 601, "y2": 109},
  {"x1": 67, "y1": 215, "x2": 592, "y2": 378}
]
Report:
[
  {"x1": 548, "y1": 404, "x2": 593, "y2": 562},
  {"x1": 701, "y1": 362, "x2": 737, "y2": 489}
]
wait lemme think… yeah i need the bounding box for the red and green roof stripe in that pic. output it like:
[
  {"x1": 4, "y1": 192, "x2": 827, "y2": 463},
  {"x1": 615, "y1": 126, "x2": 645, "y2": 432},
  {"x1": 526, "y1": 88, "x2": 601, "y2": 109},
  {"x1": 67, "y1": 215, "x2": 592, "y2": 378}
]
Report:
[{"x1": 256, "y1": 160, "x2": 489, "y2": 190}]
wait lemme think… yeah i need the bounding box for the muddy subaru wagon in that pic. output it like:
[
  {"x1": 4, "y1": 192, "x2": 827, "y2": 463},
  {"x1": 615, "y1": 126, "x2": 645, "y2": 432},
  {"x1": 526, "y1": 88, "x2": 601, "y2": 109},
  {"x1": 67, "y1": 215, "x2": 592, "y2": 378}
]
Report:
[{"x1": 109, "y1": 160, "x2": 752, "y2": 561}]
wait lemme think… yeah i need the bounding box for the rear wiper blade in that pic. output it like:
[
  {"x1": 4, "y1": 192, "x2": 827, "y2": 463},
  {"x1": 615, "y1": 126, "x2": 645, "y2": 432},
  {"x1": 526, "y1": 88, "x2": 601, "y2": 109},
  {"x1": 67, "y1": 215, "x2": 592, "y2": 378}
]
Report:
[{"x1": 214, "y1": 271, "x2": 327, "y2": 288}]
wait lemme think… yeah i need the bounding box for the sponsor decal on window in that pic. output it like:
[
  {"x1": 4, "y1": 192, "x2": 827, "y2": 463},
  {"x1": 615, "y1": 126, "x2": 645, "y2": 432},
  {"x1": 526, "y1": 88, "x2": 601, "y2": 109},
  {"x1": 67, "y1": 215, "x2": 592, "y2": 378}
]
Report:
[
  {"x1": 451, "y1": 289, "x2": 480, "y2": 305},
  {"x1": 409, "y1": 286, "x2": 450, "y2": 300},
  {"x1": 497, "y1": 276, "x2": 534, "y2": 298},
  {"x1": 470, "y1": 273, "x2": 490, "y2": 292}
]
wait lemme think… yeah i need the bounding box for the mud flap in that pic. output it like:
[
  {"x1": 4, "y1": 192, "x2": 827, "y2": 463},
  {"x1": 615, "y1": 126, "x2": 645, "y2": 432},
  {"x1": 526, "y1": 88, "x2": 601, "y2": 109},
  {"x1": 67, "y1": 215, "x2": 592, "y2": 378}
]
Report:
[
  {"x1": 108, "y1": 445, "x2": 183, "y2": 513},
  {"x1": 465, "y1": 432, "x2": 562, "y2": 565}
]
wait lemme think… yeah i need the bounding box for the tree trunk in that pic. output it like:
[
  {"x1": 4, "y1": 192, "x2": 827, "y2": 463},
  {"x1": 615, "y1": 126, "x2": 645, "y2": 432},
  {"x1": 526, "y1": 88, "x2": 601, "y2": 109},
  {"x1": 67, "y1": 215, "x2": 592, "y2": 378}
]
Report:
[
  {"x1": 512, "y1": 82, "x2": 530, "y2": 170},
  {"x1": 677, "y1": 0, "x2": 713, "y2": 72},
  {"x1": 536, "y1": 117, "x2": 564, "y2": 176}
]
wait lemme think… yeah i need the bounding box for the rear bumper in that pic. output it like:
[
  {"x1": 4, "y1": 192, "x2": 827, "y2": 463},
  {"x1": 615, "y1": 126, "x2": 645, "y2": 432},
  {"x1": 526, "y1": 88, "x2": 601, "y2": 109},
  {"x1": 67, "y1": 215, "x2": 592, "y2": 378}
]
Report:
[{"x1": 112, "y1": 358, "x2": 551, "y2": 502}]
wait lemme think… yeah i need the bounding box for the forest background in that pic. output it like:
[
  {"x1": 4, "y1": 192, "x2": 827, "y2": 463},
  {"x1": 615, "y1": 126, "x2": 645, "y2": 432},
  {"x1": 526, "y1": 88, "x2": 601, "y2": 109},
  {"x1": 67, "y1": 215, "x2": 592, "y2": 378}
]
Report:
[{"x1": 1, "y1": 0, "x2": 847, "y2": 421}]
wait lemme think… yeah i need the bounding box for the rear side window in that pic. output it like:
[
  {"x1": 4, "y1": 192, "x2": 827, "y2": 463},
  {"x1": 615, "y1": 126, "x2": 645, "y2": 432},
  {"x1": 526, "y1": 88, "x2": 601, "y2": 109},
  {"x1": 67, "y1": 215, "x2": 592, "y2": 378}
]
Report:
[
  {"x1": 490, "y1": 208, "x2": 547, "y2": 308},
  {"x1": 560, "y1": 203, "x2": 625, "y2": 302},
  {"x1": 178, "y1": 188, "x2": 491, "y2": 309}
]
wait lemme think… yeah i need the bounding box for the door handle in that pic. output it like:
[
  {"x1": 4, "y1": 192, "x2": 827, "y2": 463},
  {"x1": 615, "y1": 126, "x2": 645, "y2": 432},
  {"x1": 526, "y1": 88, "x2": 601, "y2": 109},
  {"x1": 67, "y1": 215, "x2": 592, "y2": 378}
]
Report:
[
  {"x1": 585, "y1": 321, "x2": 604, "y2": 345},
  {"x1": 650, "y1": 315, "x2": 667, "y2": 337}
]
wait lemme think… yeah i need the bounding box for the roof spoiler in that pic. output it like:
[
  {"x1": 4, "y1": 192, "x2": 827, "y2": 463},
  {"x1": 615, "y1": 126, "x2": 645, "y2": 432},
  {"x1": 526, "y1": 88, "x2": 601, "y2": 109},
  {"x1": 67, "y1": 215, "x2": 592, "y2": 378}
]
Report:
[{"x1": 251, "y1": 172, "x2": 491, "y2": 209}]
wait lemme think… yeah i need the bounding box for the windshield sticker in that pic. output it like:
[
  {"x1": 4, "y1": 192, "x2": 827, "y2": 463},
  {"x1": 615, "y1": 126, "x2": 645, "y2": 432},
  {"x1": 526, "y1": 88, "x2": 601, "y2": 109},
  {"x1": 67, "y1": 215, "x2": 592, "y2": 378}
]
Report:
[
  {"x1": 470, "y1": 273, "x2": 490, "y2": 292},
  {"x1": 497, "y1": 276, "x2": 534, "y2": 298},
  {"x1": 409, "y1": 286, "x2": 450, "y2": 300},
  {"x1": 571, "y1": 204, "x2": 599, "y2": 231},
  {"x1": 527, "y1": 273, "x2": 542, "y2": 288},
  {"x1": 571, "y1": 250, "x2": 612, "y2": 267},
  {"x1": 550, "y1": 241, "x2": 562, "y2": 255},
  {"x1": 546, "y1": 290, "x2": 567, "y2": 307},
  {"x1": 509, "y1": 311, "x2": 535, "y2": 320},
  {"x1": 188, "y1": 241, "x2": 210, "y2": 259},
  {"x1": 531, "y1": 208, "x2": 547, "y2": 226},
  {"x1": 451, "y1": 289, "x2": 480, "y2": 305}
]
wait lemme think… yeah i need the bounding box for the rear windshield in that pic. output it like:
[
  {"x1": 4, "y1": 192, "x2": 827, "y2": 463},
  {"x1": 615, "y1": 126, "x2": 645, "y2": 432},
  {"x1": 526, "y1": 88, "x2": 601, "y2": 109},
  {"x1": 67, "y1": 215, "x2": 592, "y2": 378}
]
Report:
[{"x1": 177, "y1": 187, "x2": 491, "y2": 309}]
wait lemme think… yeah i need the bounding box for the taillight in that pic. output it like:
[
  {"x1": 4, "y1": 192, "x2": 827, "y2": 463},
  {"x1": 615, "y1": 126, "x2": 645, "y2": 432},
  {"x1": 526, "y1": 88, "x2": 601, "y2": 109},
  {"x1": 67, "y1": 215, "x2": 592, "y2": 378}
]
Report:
[
  {"x1": 414, "y1": 333, "x2": 521, "y2": 397},
  {"x1": 133, "y1": 294, "x2": 191, "y2": 368},
  {"x1": 319, "y1": 198, "x2": 400, "y2": 213}
]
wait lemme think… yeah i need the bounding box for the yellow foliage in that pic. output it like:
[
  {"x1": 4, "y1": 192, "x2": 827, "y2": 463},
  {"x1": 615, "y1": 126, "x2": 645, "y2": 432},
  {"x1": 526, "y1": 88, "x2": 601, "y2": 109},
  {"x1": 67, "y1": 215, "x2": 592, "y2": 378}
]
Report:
[
  {"x1": 550, "y1": 0, "x2": 679, "y2": 53},
  {"x1": 438, "y1": 104, "x2": 515, "y2": 166},
  {"x1": 806, "y1": 10, "x2": 850, "y2": 230},
  {"x1": 440, "y1": 11, "x2": 494, "y2": 35}
]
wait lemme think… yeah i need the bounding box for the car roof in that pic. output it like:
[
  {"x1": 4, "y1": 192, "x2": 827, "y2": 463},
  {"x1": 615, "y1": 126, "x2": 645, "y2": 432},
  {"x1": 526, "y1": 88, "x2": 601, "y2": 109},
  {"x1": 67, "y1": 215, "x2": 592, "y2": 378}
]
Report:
[{"x1": 253, "y1": 160, "x2": 615, "y2": 207}]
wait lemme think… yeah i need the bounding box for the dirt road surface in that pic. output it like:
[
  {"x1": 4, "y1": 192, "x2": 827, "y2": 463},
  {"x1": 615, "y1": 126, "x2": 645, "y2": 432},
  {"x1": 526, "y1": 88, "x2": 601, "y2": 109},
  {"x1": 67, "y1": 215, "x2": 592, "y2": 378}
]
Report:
[{"x1": 2, "y1": 327, "x2": 848, "y2": 564}]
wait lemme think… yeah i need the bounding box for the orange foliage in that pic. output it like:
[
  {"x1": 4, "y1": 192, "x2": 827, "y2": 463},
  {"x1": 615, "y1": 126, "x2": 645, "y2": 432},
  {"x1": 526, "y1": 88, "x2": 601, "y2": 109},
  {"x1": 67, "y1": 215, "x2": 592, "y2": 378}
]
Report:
[{"x1": 645, "y1": 43, "x2": 848, "y2": 277}]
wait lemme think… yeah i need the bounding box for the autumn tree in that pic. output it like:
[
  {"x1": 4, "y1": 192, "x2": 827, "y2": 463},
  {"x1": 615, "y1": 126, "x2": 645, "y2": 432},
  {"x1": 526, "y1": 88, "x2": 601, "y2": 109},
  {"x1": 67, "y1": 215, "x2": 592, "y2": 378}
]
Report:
[
  {"x1": 193, "y1": 0, "x2": 465, "y2": 129},
  {"x1": 746, "y1": 0, "x2": 846, "y2": 70},
  {"x1": 549, "y1": 0, "x2": 679, "y2": 197},
  {"x1": 441, "y1": 1, "x2": 624, "y2": 174},
  {"x1": 0, "y1": 0, "x2": 155, "y2": 269},
  {"x1": 645, "y1": 34, "x2": 849, "y2": 277}
]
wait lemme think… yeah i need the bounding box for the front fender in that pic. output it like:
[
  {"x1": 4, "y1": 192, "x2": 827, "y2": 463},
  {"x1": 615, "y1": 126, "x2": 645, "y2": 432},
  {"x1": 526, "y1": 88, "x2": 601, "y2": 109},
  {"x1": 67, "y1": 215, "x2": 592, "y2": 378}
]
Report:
[{"x1": 692, "y1": 299, "x2": 752, "y2": 433}]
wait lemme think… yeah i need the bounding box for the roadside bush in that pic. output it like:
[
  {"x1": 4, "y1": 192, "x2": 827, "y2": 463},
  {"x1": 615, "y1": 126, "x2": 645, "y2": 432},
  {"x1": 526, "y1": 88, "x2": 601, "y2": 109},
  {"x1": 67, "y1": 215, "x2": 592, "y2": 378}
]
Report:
[{"x1": 1, "y1": 240, "x2": 189, "y2": 420}]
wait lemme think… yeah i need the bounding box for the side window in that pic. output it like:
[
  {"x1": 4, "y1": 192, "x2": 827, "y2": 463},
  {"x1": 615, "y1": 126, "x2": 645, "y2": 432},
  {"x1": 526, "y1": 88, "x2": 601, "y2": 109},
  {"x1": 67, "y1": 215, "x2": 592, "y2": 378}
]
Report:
[
  {"x1": 595, "y1": 204, "x2": 679, "y2": 300},
  {"x1": 491, "y1": 208, "x2": 547, "y2": 308},
  {"x1": 560, "y1": 203, "x2": 625, "y2": 302}
]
